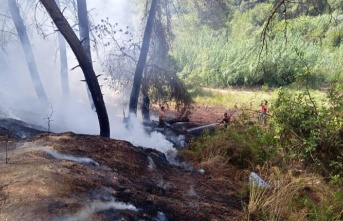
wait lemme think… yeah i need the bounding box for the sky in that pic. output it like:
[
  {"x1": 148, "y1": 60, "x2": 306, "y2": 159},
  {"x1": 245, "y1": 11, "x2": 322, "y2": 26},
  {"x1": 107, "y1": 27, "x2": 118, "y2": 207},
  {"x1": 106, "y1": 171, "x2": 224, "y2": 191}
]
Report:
[{"x1": 0, "y1": 0, "x2": 176, "y2": 154}]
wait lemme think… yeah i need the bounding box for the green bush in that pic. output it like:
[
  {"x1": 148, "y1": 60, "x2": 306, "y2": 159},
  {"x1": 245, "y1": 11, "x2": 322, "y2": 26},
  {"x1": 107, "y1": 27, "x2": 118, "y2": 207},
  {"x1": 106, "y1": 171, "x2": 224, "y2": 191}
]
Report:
[
  {"x1": 325, "y1": 27, "x2": 343, "y2": 47},
  {"x1": 180, "y1": 122, "x2": 278, "y2": 170},
  {"x1": 272, "y1": 80, "x2": 343, "y2": 179}
]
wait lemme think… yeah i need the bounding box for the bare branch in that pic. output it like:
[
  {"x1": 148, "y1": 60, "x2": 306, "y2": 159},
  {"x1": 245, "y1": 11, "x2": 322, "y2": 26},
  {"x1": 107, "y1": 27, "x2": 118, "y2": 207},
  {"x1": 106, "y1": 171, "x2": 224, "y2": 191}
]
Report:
[
  {"x1": 70, "y1": 64, "x2": 80, "y2": 70},
  {"x1": 260, "y1": 0, "x2": 286, "y2": 55},
  {"x1": 0, "y1": 30, "x2": 18, "y2": 36},
  {"x1": 0, "y1": 13, "x2": 12, "y2": 19}
]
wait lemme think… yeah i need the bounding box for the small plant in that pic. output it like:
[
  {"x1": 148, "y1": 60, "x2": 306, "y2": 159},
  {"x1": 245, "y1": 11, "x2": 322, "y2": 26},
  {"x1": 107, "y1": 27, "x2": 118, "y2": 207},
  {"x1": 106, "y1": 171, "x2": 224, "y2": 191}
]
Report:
[
  {"x1": 44, "y1": 106, "x2": 54, "y2": 133},
  {"x1": 1, "y1": 135, "x2": 15, "y2": 164},
  {"x1": 261, "y1": 84, "x2": 269, "y2": 92}
]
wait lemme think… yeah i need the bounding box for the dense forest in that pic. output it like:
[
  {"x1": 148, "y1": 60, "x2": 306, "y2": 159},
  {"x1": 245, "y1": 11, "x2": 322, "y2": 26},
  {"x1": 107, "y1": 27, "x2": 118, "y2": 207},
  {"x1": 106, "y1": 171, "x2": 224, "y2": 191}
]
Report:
[{"x1": 171, "y1": 0, "x2": 343, "y2": 88}]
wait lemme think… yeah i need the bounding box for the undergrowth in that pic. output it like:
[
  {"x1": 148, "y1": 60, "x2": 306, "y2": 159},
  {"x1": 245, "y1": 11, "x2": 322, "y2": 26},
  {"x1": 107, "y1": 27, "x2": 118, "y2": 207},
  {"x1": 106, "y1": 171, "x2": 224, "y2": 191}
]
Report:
[
  {"x1": 245, "y1": 167, "x2": 343, "y2": 221},
  {"x1": 179, "y1": 79, "x2": 343, "y2": 220}
]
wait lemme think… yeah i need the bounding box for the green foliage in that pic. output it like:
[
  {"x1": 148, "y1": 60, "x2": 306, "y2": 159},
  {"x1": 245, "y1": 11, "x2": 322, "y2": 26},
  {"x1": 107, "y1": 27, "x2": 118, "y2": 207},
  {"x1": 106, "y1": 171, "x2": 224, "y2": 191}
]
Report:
[
  {"x1": 188, "y1": 87, "x2": 215, "y2": 98},
  {"x1": 295, "y1": 189, "x2": 343, "y2": 221},
  {"x1": 180, "y1": 123, "x2": 278, "y2": 170},
  {"x1": 272, "y1": 80, "x2": 343, "y2": 179},
  {"x1": 172, "y1": 2, "x2": 342, "y2": 88},
  {"x1": 328, "y1": 0, "x2": 343, "y2": 11},
  {"x1": 325, "y1": 27, "x2": 343, "y2": 47},
  {"x1": 181, "y1": 85, "x2": 343, "y2": 220},
  {"x1": 192, "y1": 0, "x2": 233, "y2": 29}
]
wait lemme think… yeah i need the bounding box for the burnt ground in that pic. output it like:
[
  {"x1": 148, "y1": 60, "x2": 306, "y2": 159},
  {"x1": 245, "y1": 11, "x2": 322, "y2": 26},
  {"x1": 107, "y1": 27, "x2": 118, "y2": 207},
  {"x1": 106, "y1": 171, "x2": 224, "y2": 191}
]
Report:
[{"x1": 0, "y1": 106, "x2": 245, "y2": 221}]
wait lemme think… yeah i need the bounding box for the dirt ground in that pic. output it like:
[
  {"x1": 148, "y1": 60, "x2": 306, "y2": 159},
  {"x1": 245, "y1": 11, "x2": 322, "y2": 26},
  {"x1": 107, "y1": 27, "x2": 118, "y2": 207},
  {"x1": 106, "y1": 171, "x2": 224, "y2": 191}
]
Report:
[
  {"x1": 152, "y1": 104, "x2": 232, "y2": 125},
  {"x1": 0, "y1": 106, "x2": 245, "y2": 221}
]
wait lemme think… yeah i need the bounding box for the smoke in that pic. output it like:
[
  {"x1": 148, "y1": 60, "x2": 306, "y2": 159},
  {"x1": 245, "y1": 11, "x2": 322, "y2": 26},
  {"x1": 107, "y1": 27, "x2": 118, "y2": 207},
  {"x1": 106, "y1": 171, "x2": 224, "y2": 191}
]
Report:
[
  {"x1": 87, "y1": 0, "x2": 132, "y2": 27},
  {"x1": 156, "y1": 211, "x2": 168, "y2": 221},
  {"x1": 0, "y1": 0, "x2": 177, "y2": 155},
  {"x1": 43, "y1": 148, "x2": 100, "y2": 167},
  {"x1": 187, "y1": 185, "x2": 198, "y2": 197},
  {"x1": 147, "y1": 156, "x2": 156, "y2": 170},
  {"x1": 55, "y1": 200, "x2": 138, "y2": 221},
  {"x1": 111, "y1": 113, "x2": 176, "y2": 154}
]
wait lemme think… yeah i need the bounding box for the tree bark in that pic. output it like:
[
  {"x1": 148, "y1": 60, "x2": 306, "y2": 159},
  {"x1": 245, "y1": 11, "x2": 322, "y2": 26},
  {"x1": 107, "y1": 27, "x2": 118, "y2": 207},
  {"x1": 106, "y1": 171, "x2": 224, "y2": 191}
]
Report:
[
  {"x1": 77, "y1": 0, "x2": 95, "y2": 111},
  {"x1": 141, "y1": 93, "x2": 150, "y2": 122},
  {"x1": 40, "y1": 0, "x2": 110, "y2": 137},
  {"x1": 55, "y1": 0, "x2": 70, "y2": 97},
  {"x1": 128, "y1": 0, "x2": 158, "y2": 115},
  {"x1": 8, "y1": 0, "x2": 49, "y2": 106}
]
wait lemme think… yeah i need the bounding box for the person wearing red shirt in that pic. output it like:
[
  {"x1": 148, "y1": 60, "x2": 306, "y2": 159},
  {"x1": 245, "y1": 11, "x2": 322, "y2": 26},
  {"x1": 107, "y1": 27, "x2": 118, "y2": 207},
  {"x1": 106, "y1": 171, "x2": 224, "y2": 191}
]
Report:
[{"x1": 259, "y1": 100, "x2": 268, "y2": 125}]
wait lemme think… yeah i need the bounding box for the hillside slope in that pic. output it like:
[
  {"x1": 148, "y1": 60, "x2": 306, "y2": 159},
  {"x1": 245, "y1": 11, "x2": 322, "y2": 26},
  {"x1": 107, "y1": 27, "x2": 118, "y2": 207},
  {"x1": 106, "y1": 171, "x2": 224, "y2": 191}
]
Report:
[{"x1": 0, "y1": 131, "x2": 243, "y2": 221}]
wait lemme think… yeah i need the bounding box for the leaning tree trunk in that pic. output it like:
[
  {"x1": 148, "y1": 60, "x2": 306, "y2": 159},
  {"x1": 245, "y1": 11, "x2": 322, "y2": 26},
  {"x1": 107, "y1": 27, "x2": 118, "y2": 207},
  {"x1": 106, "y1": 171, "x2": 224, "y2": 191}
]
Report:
[
  {"x1": 77, "y1": 0, "x2": 95, "y2": 111},
  {"x1": 55, "y1": 0, "x2": 70, "y2": 97},
  {"x1": 128, "y1": 0, "x2": 158, "y2": 115},
  {"x1": 40, "y1": 0, "x2": 110, "y2": 137},
  {"x1": 8, "y1": 0, "x2": 49, "y2": 106}
]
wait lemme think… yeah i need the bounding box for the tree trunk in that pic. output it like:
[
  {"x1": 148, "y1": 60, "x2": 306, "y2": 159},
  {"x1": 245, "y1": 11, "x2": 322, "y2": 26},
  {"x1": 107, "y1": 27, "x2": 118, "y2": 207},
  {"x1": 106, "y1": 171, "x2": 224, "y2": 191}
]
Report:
[
  {"x1": 8, "y1": 0, "x2": 49, "y2": 106},
  {"x1": 77, "y1": 0, "x2": 95, "y2": 111},
  {"x1": 55, "y1": 0, "x2": 70, "y2": 97},
  {"x1": 141, "y1": 93, "x2": 150, "y2": 122},
  {"x1": 39, "y1": 0, "x2": 110, "y2": 137},
  {"x1": 128, "y1": 0, "x2": 158, "y2": 115}
]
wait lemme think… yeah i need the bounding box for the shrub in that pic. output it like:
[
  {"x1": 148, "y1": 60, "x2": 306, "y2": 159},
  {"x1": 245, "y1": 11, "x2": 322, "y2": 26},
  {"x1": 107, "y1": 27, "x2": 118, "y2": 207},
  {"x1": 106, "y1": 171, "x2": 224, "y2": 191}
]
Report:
[
  {"x1": 325, "y1": 27, "x2": 343, "y2": 47},
  {"x1": 179, "y1": 121, "x2": 278, "y2": 173},
  {"x1": 272, "y1": 80, "x2": 343, "y2": 179}
]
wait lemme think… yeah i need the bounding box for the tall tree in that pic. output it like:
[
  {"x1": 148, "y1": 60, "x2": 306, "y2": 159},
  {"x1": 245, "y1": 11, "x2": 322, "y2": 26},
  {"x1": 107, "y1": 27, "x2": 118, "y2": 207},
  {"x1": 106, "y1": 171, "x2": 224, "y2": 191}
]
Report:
[
  {"x1": 55, "y1": 0, "x2": 70, "y2": 97},
  {"x1": 128, "y1": 0, "x2": 158, "y2": 115},
  {"x1": 39, "y1": 0, "x2": 110, "y2": 137},
  {"x1": 94, "y1": 0, "x2": 193, "y2": 118},
  {"x1": 77, "y1": 0, "x2": 95, "y2": 110},
  {"x1": 7, "y1": 0, "x2": 49, "y2": 106}
]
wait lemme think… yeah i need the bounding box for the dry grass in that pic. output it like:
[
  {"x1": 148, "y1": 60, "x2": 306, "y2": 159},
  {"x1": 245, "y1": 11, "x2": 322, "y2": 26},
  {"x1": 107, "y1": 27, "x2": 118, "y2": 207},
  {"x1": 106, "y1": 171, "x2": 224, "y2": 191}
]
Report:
[
  {"x1": 183, "y1": 141, "x2": 343, "y2": 221},
  {"x1": 193, "y1": 87, "x2": 326, "y2": 112},
  {"x1": 194, "y1": 87, "x2": 276, "y2": 110},
  {"x1": 245, "y1": 167, "x2": 342, "y2": 221}
]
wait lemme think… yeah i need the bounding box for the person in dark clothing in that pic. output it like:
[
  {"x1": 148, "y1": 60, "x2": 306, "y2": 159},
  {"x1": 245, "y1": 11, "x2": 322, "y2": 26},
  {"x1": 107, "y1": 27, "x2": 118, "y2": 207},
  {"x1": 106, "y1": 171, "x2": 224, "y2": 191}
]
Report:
[{"x1": 220, "y1": 112, "x2": 230, "y2": 128}]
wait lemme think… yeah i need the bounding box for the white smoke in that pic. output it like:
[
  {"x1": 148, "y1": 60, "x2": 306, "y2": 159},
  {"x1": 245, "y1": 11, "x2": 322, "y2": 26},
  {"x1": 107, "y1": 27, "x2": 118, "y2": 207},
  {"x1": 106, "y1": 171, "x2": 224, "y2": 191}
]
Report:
[
  {"x1": 55, "y1": 200, "x2": 138, "y2": 221},
  {"x1": 147, "y1": 156, "x2": 156, "y2": 170},
  {"x1": 156, "y1": 211, "x2": 168, "y2": 221},
  {"x1": 187, "y1": 185, "x2": 198, "y2": 197},
  {"x1": 111, "y1": 113, "x2": 176, "y2": 154},
  {"x1": 0, "y1": 0, "x2": 177, "y2": 155},
  {"x1": 43, "y1": 148, "x2": 100, "y2": 167},
  {"x1": 87, "y1": 0, "x2": 132, "y2": 27}
]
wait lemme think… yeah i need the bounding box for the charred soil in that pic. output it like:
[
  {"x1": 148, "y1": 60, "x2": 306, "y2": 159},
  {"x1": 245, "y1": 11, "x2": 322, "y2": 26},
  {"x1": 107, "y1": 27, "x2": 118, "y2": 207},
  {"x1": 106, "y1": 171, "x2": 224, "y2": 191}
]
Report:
[{"x1": 0, "y1": 106, "x2": 244, "y2": 221}]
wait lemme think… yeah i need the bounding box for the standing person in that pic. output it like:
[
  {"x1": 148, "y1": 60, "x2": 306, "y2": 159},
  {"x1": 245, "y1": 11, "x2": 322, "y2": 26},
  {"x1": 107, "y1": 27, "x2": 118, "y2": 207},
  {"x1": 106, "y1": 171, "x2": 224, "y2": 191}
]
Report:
[
  {"x1": 141, "y1": 91, "x2": 150, "y2": 122},
  {"x1": 220, "y1": 112, "x2": 231, "y2": 128},
  {"x1": 259, "y1": 100, "x2": 268, "y2": 125},
  {"x1": 158, "y1": 106, "x2": 166, "y2": 127}
]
